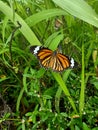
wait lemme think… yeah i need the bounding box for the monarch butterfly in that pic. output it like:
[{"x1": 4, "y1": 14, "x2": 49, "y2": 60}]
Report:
[{"x1": 30, "y1": 46, "x2": 75, "y2": 72}]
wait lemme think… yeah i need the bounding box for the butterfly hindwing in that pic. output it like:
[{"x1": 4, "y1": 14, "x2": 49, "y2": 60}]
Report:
[{"x1": 57, "y1": 53, "x2": 70, "y2": 68}]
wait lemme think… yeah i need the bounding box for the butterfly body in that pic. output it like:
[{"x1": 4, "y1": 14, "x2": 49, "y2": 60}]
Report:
[{"x1": 30, "y1": 46, "x2": 75, "y2": 72}]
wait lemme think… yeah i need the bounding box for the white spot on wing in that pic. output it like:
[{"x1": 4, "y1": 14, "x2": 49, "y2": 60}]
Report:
[
  {"x1": 34, "y1": 46, "x2": 40, "y2": 54},
  {"x1": 70, "y1": 58, "x2": 74, "y2": 68}
]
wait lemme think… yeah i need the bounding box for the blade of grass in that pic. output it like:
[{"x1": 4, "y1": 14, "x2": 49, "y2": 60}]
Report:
[
  {"x1": 2, "y1": 16, "x2": 9, "y2": 42},
  {"x1": 55, "y1": 69, "x2": 73, "y2": 113},
  {"x1": 79, "y1": 42, "x2": 85, "y2": 115},
  {"x1": 55, "y1": 87, "x2": 62, "y2": 113},
  {"x1": 85, "y1": 41, "x2": 93, "y2": 68},
  {"x1": 0, "y1": 1, "x2": 41, "y2": 46},
  {"x1": 16, "y1": 87, "x2": 25, "y2": 112},
  {"x1": 23, "y1": 66, "x2": 29, "y2": 93},
  {"x1": 53, "y1": 0, "x2": 98, "y2": 28},
  {"x1": 45, "y1": 31, "x2": 61, "y2": 47},
  {"x1": 25, "y1": 9, "x2": 67, "y2": 27},
  {"x1": 49, "y1": 33, "x2": 64, "y2": 50},
  {"x1": 52, "y1": 71, "x2": 77, "y2": 113}
]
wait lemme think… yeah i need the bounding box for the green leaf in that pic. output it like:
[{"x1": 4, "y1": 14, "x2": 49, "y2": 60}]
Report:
[
  {"x1": 52, "y1": 71, "x2": 77, "y2": 113},
  {"x1": 26, "y1": 9, "x2": 67, "y2": 26},
  {"x1": 83, "y1": 122, "x2": 91, "y2": 130},
  {"x1": 53, "y1": 0, "x2": 98, "y2": 28},
  {"x1": 0, "y1": 1, "x2": 41, "y2": 46}
]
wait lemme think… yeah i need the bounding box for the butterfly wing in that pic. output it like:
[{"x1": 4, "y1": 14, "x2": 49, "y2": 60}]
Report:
[
  {"x1": 30, "y1": 46, "x2": 53, "y2": 68},
  {"x1": 30, "y1": 46, "x2": 75, "y2": 72},
  {"x1": 37, "y1": 48, "x2": 53, "y2": 68},
  {"x1": 50, "y1": 53, "x2": 69, "y2": 71}
]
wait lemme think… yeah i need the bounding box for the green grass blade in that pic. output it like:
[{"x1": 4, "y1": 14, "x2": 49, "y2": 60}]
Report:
[
  {"x1": 55, "y1": 69, "x2": 74, "y2": 113},
  {"x1": 23, "y1": 66, "x2": 29, "y2": 93},
  {"x1": 0, "y1": 1, "x2": 41, "y2": 46},
  {"x1": 53, "y1": 0, "x2": 98, "y2": 28},
  {"x1": 25, "y1": 9, "x2": 67, "y2": 26},
  {"x1": 49, "y1": 33, "x2": 64, "y2": 50},
  {"x1": 55, "y1": 87, "x2": 62, "y2": 113},
  {"x1": 79, "y1": 42, "x2": 85, "y2": 115},
  {"x1": 52, "y1": 71, "x2": 77, "y2": 113},
  {"x1": 16, "y1": 87, "x2": 25, "y2": 112}
]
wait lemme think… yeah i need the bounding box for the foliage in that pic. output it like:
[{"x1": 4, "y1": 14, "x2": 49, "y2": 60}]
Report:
[{"x1": 0, "y1": 0, "x2": 98, "y2": 129}]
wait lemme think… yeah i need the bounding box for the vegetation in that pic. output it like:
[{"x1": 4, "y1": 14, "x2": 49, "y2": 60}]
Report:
[{"x1": 0, "y1": 0, "x2": 98, "y2": 129}]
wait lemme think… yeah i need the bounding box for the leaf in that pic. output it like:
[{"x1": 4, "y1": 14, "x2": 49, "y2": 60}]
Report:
[
  {"x1": 52, "y1": 0, "x2": 98, "y2": 28},
  {"x1": 0, "y1": 1, "x2": 41, "y2": 46},
  {"x1": 26, "y1": 9, "x2": 67, "y2": 26},
  {"x1": 83, "y1": 122, "x2": 91, "y2": 130}
]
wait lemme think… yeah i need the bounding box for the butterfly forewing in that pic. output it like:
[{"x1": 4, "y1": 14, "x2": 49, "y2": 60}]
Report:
[{"x1": 38, "y1": 49, "x2": 52, "y2": 60}]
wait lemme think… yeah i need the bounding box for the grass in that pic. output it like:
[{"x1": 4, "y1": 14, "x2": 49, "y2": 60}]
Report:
[{"x1": 0, "y1": 0, "x2": 98, "y2": 129}]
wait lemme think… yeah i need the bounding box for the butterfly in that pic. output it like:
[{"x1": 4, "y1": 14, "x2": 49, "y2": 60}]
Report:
[{"x1": 30, "y1": 46, "x2": 75, "y2": 72}]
